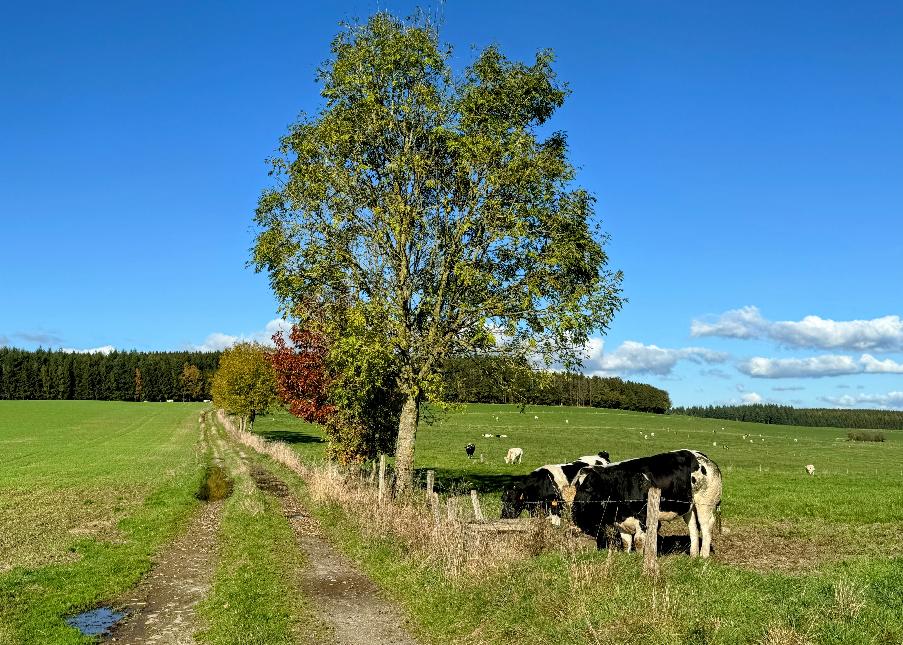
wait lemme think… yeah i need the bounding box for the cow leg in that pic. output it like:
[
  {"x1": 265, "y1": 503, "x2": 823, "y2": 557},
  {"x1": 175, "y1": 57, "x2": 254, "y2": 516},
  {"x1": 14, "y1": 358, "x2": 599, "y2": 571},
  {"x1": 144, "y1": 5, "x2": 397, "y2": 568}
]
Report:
[
  {"x1": 620, "y1": 531, "x2": 633, "y2": 552},
  {"x1": 686, "y1": 508, "x2": 700, "y2": 557},
  {"x1": 697, "y1": 504, "x2": 716, "y2": 557}
]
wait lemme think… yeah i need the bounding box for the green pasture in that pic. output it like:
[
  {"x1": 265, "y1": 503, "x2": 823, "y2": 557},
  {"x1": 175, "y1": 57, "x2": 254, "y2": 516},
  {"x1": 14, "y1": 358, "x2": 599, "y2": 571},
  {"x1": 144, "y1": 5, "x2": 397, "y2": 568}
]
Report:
[
  {"x1": 260, "y1": 403, "x2": 903, "y2": 557},
  {"x1": 259, "y1": 402, "x2": 903, "y2": 643},
  {"x1": 0, "y1": 401, "x2": 205, "y2": 643}
]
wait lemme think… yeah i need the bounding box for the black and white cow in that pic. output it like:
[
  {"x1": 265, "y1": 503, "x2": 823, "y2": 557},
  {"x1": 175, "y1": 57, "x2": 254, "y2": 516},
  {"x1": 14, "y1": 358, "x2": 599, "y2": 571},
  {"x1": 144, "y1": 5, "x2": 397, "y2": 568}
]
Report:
[
  {"x1": 500, "y1": 452, "x2": 610, "y2": 522},
  {"x1": 571, "y1": 449, "x2": 722, "y2": 557},
  {"x1": 465, "y1": 443, "x2": 476, "y2": 458}
]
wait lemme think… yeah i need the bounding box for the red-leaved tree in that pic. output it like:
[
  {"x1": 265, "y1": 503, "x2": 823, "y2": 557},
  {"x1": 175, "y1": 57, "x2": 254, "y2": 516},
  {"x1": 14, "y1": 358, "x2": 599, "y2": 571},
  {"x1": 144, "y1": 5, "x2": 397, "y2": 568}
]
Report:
[{"x1": 270, "y1": 326, "x2": 335, "y2": 424}]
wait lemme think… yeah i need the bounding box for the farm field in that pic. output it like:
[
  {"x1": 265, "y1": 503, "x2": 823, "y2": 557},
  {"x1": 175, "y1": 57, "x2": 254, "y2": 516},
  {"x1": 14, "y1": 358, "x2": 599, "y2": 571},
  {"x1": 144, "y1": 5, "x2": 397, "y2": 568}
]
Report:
[
  {"x1": 0, "y1": 401, "x2": 206, "y2": 643},
  {"x1": 262, "y1": 402, "x2": 903, "y2": 567},
  {"x1": 259, "y1": 402, "x2": 903, "y2": 643},
  {"x1": 3, "y1": 400, "x2": 902, "y2": 643}
]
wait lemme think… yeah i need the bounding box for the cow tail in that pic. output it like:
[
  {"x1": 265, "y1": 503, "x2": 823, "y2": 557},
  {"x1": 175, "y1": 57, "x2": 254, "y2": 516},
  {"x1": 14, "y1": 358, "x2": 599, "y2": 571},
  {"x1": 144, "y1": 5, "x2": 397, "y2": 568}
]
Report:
[{"x1": 715, "y1": 501, "x2": 722, "y2": 535}]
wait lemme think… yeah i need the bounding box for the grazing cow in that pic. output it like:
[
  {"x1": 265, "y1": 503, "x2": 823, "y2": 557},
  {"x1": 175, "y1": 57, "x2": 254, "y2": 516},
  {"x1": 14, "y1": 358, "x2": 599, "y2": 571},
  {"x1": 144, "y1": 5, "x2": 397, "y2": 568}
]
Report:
[
  {"x1": 505, "y1": 447, "x2": 524, "y2": 464},
  {"x1": 572, "y1": 449, "x2": 722, "y2": 558},
  {"x1": 465, "y1": 443, "x2": 476, "y2": 458},
  {"x1": 500, "y1": 452, "x2": 611, "y2": 521}
]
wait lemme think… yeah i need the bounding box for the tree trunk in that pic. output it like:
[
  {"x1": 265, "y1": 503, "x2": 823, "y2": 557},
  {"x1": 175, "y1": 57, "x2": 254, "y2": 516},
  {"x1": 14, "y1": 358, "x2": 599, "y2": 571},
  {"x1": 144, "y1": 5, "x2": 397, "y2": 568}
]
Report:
[{"x1": 393, "y1": 392, "x2": 420, "y2": 498}]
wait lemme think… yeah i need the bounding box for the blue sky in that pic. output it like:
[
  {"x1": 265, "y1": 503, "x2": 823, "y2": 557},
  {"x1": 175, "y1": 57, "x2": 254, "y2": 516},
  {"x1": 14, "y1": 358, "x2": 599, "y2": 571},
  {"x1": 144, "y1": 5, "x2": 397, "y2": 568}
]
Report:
[{"x1": 1, "y1": 1, "x2": 901, "y2": 408}]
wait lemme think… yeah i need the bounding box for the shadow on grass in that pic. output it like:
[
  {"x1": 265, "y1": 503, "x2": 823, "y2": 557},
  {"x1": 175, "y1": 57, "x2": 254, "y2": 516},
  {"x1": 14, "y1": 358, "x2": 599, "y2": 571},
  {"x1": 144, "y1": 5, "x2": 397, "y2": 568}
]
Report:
[
  {"x1": 256, "y1": 430, "x2": 325, "y2": 445},
  {"x1": 413, "y1": 466, "x2": 522, "y2": 495}
]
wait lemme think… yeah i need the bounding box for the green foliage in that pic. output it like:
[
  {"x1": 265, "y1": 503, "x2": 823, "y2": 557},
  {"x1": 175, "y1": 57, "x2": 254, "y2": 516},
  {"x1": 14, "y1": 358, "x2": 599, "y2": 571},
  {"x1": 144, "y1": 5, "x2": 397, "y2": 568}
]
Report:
[
  {"x1": 0, "y1": 347, "x2": 219, "y2": 401},
  {"x1": 847, "y1": 430, "x2": 886, "y2": 442},
  {"x1": 671, "y1": 403, "x2": 903, "y2": 430},
  {"x1": 322, "y1": 310, "x2": 405, "y2": 463},
  {"x1": 252, "y1": 12, "x2": 623, "y2": 489},
  {"x1": 211, "y1": 343, "x2": 278, "y2": 427}
]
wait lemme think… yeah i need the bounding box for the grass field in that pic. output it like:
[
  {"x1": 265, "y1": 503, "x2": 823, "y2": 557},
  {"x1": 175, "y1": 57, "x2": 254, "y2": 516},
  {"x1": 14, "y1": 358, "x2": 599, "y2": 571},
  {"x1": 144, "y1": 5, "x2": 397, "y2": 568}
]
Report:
[
  {"x1": 260, "y1": 403, "x2": 903, "y2": 565},
  {"x1": 259, "y1": 402, "x2": 903, "y2": 644},
  {"x1": 3, "y1": 400, "x2": 901, "y2": 643},
  {"x1": 0, "y1": 401, "x2": 206, "y2": 643}
]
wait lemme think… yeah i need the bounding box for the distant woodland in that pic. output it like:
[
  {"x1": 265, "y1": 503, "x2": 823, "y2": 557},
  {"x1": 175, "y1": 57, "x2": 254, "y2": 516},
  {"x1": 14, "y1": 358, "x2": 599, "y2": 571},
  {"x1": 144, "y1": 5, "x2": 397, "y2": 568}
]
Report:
[
  {"x1": 0, "y1": 347, "x2": 220, "y2": 401},
  {"x1": 671, "y1": 403, "x2": 903, "y2": 430},
  {"x1": 0, "y1": 348, "x2": 671, "y2": 414},
  {"x1": 441, "y1": 356, "x2": 672, "y2": 413}
]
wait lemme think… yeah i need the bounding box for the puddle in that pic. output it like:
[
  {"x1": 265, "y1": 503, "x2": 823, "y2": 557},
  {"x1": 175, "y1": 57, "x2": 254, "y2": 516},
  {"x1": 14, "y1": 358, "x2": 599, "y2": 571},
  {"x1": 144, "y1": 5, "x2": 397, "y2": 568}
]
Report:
[
  {"x1": 64, "y1": 606, "x2": 126, "y2": 636},
  {"x1": 196, "y1": 465, "x2": 234, "y2": 501}
]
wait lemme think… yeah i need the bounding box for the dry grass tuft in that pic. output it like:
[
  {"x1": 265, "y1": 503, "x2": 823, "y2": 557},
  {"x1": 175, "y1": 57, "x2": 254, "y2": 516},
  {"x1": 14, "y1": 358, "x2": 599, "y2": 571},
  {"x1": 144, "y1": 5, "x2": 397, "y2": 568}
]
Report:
[
  {"x1": 832, "y1": 580, "x2": 867, "y2": 621},
  {"x1": 760, "y1": 623, "x2": 813, "y2": 645}
]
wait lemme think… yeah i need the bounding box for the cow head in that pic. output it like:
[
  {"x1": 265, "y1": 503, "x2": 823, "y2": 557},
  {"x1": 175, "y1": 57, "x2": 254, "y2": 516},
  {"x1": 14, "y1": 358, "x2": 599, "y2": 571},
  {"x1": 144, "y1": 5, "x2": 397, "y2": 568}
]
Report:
[{"x1": 500, "y1": 485, "x2": 527, "y2": 518}]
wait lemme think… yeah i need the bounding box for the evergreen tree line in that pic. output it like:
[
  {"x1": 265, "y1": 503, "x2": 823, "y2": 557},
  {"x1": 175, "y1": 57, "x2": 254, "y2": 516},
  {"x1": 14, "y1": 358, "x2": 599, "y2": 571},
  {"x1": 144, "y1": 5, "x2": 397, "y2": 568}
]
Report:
[
  {"x1": 441, "y1": 356, "x2": 672, "y2": 413},
  {"x1": 670, "y1": 403, "x2": 903, "y2": 430},
  {"x1": 0, "y1": 347, "x2": 220, "y2": 401}
]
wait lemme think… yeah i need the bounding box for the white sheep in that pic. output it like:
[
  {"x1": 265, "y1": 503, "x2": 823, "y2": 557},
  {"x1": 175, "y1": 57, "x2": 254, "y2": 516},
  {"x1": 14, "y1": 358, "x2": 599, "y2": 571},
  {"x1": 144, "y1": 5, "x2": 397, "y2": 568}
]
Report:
[{"x1": 805, "y1": 464, "x2": 815, "y2": 476}]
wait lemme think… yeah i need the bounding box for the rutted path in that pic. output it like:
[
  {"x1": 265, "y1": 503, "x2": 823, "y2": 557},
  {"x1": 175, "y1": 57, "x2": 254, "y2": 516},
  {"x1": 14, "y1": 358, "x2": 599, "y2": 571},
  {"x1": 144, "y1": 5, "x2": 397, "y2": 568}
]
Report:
[
  {"x1": 105, "y1": 419, "x2": 227, "y2": 644},
  {"x1": 247, "y1": 462, "x2": 420, "y2": 645}
]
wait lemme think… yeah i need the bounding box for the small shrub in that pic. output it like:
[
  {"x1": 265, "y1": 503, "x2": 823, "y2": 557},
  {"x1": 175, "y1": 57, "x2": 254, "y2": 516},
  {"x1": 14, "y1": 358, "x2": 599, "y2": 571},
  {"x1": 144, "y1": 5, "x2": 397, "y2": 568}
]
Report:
[{"x1": 847, "y1": 430, "x2": 885, "y2": 442}]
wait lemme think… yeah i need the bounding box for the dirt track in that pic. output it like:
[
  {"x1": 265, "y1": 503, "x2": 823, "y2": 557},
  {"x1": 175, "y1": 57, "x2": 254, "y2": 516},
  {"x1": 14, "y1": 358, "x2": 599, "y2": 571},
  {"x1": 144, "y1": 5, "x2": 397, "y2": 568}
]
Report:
[{"x1": 248, "y1": 464, "x2": 419, "y2": 645}]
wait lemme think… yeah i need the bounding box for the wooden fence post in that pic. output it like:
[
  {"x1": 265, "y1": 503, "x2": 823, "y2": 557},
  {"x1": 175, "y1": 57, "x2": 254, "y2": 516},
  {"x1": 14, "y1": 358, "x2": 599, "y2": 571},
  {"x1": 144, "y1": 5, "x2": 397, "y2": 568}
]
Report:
[
  {"x1": 369, "y1": 460, "x2": 377, "y2": 484},
  {"x1": 431, "y1": 492, "x2": 441, "y2": 524},
  {"x1": 426, "y1": 470, "x2": 435, "y2": 503},
  {"x1": 378, "y1": 454, "x2": 387, "y2": 505},
  {"x1": 470, "y1": 490, "x2": 484, "y2": 522},
  {"x1": 643, "y1": 487, "x2": 661, "y2": 576},
  {"x1": 446, "y1": 497, "x2": 458, "y2": 521}
]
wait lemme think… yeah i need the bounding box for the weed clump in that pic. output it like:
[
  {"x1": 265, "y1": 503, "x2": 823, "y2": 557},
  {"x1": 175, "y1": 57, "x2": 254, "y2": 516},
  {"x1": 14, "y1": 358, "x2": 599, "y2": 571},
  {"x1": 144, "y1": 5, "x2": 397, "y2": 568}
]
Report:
[{"x1": 197, "y1": 465, "x2": 234, "y2": 501}]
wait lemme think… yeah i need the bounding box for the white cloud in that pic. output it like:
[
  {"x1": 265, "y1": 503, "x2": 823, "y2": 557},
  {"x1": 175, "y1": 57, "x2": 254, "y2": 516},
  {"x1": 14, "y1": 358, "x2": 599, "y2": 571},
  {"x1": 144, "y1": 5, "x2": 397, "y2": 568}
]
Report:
[
  {"x1": 62, "y1": 345, "x2": 116, "y2": 355},
  {"x1": 190, "y1": 319, "x2": 292, "y2": 352},
  {"x1": 593, "y1": 340, "x2": 728, "y2": 376},
  {"x1": 739, "y1": 354, "x2": 860, "y2": 378},
  {"x1": 690, "y1": 306, "x2": 767, "y2": 339},
  {"x1": 819, "y1": 391, "x2": 903, "y2": 410},
  {"x1": 740, "y1": 353, "x2": 903, "y2": 378},
  {"x1": 859, "y1": 354, "x2": 903, "y2": 374},
  {"x1": 692, "y1": 306, "x2": 903, "y2": 352},
  {"x1": 741, "y1": 392, "x2": 763, "y2": 404}
]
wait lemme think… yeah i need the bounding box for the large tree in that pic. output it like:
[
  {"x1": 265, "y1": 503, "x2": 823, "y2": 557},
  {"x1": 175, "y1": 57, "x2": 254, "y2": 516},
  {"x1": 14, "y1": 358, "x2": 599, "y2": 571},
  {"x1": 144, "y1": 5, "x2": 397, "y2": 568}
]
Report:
[{"x1": 253, "y1": 13, "x2": 623, "y2": 495}]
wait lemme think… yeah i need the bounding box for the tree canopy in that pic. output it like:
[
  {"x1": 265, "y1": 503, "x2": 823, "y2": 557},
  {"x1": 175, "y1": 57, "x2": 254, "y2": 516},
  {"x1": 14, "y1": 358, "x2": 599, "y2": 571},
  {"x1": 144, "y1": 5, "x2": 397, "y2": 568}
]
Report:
[
  {"x1": 211, "y1": 342, "x2": 277, "y2": 430},
  {"x1": 253, "y1": 13, "x2": 624, "y2": 494}
]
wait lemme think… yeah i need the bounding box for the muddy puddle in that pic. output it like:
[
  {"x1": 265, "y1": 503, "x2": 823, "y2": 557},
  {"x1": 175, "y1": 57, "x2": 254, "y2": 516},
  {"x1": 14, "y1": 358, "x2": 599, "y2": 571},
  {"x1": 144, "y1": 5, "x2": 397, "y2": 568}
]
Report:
[{"x1": 65, "y1": 607, "x2": 126, "y2": 636}]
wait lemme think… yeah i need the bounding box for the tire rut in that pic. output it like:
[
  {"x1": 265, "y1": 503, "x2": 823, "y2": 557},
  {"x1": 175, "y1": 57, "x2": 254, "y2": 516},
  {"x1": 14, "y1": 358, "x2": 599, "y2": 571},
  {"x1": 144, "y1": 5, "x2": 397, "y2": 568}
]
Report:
[
  {"x1": 248, "y1": 464, "x2": 420, "y2": 645},
  {"x1": 105, "y1": 419, "x2": 226, "y2": 644}
]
